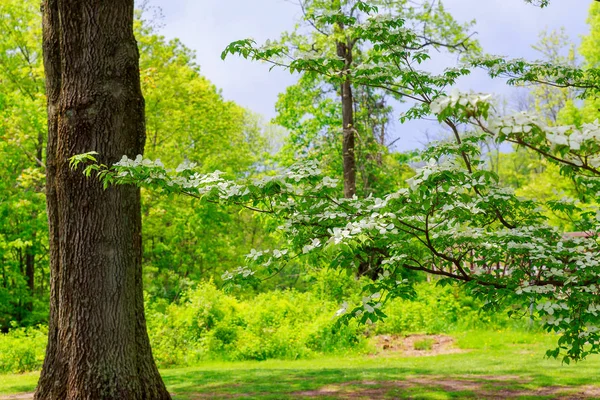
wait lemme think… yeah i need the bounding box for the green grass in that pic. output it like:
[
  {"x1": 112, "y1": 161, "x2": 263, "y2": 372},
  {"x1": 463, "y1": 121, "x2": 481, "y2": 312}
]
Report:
[
  {"x1": 2, "y1": 330, "x2": 600, "y2": 399},
  {"x1": 0, "y1": 372, "x2": 39, "y2": 396},
  {"x1": 413, "y1": 338, "x2": 434, "y2": 351}
]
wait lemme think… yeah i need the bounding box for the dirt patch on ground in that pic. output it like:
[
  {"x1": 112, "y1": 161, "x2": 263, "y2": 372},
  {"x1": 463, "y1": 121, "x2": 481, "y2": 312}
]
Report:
[
  {"x1": 293, "y1": 377, "x2": 600, "y2": 399},
  {"x1": 0, "y1": 394, "x2": 34, "y2": 400},
  {"x1": 373, "y1": 334, "x2": 466, "y2": 357}
]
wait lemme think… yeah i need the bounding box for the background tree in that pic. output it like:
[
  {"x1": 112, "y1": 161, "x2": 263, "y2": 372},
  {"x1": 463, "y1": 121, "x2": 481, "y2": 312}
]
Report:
[
  {"x1": 225, "y1": 0, "x2": 478, "y2": 199},
  {"x1": 559, "y1": 2, "x2": 600, "y2": 126},
  {"x1": 0, "y1": 0, "x2": 48, "y2": 329},
  {"x1": 134, "y1": 13, "x2": 278, "y2": 300},
  {"x1": 223, "y1": 0, "x2": 479, "y2": 278},
  {"x1": 529, "y1": 29, "x2": 579, "y2": 123},
  {"x1": 485, "y1": 8, "x2": 598, "y2": 230}
]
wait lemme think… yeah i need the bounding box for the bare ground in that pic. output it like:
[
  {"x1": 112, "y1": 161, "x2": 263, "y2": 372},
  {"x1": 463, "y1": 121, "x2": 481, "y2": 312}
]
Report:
[
  {"x1": 186, "y1": 376, "x2": 600, "y2": 399},
  {"x1": 293, "y1": 376, "x2": 600, "y2": 399},
  {"x1": 372, "y1": 333, "x2": 466, "y2": 357},
  {"x1": 0, "y1": 394, "x2": 33, "y2": 400}
]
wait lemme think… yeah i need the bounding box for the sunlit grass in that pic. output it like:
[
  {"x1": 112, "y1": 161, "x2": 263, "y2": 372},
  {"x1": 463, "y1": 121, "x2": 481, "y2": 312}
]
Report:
[{"x1": 2, "y1": 329, "x2": 600, "y2": 399}]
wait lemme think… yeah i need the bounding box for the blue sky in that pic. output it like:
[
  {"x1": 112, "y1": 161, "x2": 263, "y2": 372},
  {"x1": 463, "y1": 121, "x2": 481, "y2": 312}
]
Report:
[{"x1": 150, "y1": 0, "x2": 592, "y2": 150}]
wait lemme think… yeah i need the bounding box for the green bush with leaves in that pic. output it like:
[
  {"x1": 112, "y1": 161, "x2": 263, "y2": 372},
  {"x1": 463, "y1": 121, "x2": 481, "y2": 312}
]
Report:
[
  {"x1": 376, "y1": 282, "x2": 531, "y2": 335},
  {"x1": 0, "y1": 279, "x2": 534, "y2": 373},
  {"x1": 0, "y1": 326, "x2": 47, "y2": 373},
  {"x1": 145, "y1": 278, "x2": 531, "y2": 367},
  {"x1": 145, "y1": 281, "x2": 369, "y2": 366}
]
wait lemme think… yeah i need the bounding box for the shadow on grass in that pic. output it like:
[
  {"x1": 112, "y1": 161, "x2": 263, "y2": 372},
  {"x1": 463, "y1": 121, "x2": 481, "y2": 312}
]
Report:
[
  {"x1": 4, "y1": 333, "x2": 600, "y2": 399},
  {"x1": 162, "y1": 360, "x2": 600, "y2": 399}
]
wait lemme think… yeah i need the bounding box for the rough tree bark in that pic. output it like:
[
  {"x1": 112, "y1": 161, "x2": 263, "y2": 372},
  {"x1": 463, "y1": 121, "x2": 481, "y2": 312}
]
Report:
[
  {"x1": 36, "y1": 0, "x2": 170, "y2": 398},
  {"x1": 336, "y1": 27, "x2": 357, "y2": 199}
]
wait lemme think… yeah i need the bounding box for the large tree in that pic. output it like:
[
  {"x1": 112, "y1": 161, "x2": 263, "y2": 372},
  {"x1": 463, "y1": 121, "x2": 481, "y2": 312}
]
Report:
[{"x1": 36, "y1": 0, "x2": 169, "y2": 398}]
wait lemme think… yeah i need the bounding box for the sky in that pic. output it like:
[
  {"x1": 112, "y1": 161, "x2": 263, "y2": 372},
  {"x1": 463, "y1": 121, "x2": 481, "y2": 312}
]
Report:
[{"x1": 149, "y1": 0, "x2": 593, "y2": 151}]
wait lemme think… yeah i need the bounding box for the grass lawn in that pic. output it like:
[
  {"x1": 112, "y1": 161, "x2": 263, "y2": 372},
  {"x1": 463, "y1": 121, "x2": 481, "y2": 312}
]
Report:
[{"x1": 2, "y1": 330, "x2": 600, "y2": 399}]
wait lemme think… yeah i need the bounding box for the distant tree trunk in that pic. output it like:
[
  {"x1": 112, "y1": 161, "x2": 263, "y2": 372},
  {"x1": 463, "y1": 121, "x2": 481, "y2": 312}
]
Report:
[
  {"x1": 336, "y1": 33, "x2": 356, "y2": 198},
  {"x1": 1, "y1": 259, "x2": 6, "y2": 288},
  {"x1": 36, "y1": 0, "x2": 170, "y2": 398},
  {"x1": 25, "y1": 244, "x2": 35, "y2": 311}
]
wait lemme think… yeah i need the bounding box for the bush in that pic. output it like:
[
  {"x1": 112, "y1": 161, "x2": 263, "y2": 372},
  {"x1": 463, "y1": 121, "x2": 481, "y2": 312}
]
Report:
[
  {"x1": 145, "y1": 279, "x2": 537, "y2": 367},
  {"x1": 146, "y1": 281, "x2": 369, "y2": 366},
  {"x1": 225, "y1": 291, "x2": 366, "y2": 360},
  {"x1": 303, "y1": 268, "x2": 366, "y2": 304},
  {"x1": 375, "y1": 281, "x2": 532, "y2": 335},
  {"x1": 0, "y1": 325, "x2": 47, "y2": 373},
  {"x1": 145, "y1": 281, "x2": 239, "y2": 366},
  {"x1": 0, "y1": 279, "x2": 536, "y2": 373}
]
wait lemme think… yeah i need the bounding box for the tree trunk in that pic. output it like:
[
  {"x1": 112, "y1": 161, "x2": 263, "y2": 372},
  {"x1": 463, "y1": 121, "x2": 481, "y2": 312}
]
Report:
[
  {"x1": 337, "y1": 38, "x2": 356, "y2": 199},
  {"x1": 25, "y1": 245, "x2": 35, "y2": 311},
  {"x1": 340, "y1": 77, "x2": 356, "y2": 198},
  {"x1": 36, "y1": 0, "x2": 170, "y2": 398}
]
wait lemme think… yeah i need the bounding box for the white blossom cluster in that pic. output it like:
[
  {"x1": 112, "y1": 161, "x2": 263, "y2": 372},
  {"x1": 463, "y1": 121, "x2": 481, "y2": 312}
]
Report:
[
  {"x1": 489, "y1": 113, "x2": 600, "y2": 159},
  {"x1": 429, "y1": 89, "x2": 492, "y2": 115},
  {"x1": 432, "y1": 90, "x2": 600, "y2": 170}
]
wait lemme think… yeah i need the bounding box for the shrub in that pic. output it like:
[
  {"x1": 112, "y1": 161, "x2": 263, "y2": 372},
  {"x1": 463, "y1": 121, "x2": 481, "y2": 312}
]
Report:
[
  {"x1": 145, "y1": 281, "x2": 239, "y2": 366},
  {"x1": 0, "y1": 279, "x2": 535, "y2": 373},
  {"x1": 0, "y1": 325, "x2": 47, "y2": 373},
  {"x1": 304, "y1": 268, "x2": 365, "y2": 303},
  {"x1": 144, "y1": 279, "x2": 536, "y2": 367},
  {"x1": 375, "y1": 282, "x2": 532, "y2": 335},
  {"x1": 146, "y1": 282, "x2": 369, "y2": 366}
]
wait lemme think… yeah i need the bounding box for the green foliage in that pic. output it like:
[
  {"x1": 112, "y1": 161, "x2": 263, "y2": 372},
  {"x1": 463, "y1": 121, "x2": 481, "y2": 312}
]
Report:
[
  {"x1": 79, "y1": 84, "x2": 600, "y2": 363},
  {"x1": 0, "y1": 279, "x2": 542, "y2": 374},
  {"x1": 225, "y1": 0, "x2": 479, "y2": 197},
  {"x1": 302, "y1": 268, "x2": 366, "y2": 304},
  {"x1": 0, "y1": 0, "x2": 49, "y2": 329},
  {"x1": 137, "y1": 16, "x2": 269, "y2": 172},
  {"x1": 412, "y1": 338, "x2": 434, "y2": 351},
  {"x1": 0, "y1": 0, "x2": 288, "y2": 332},
  {"x1": 145, "y1": 278, "x2": 531, "y2": 368},
  {"x1": 488, "y1": 148, "x2": 589, "y2": 230},
  {"x1": 134, "y1": 13, "x2": 279, "y2": 299},
  {"x1": 145, "y1": 281, "x2": 368, "y2": 367},
  {"x1": 1, "y1": 0, "x2": 281, "y2": 321},
  {"x1": 0, "y1": 326, "x2": 47, "y2": 373},
  {"x1": 144, "y1": 279, "x2": 535, "y2": 367},
  {"x1": 556, "y1": 3, "x2": 600, "y2": 128},
  {"x1": 375, "y1": 282, "x2": 527, "y2": 335},
  {"x1": 528, "y1": 28, "x2": 579, "y2": 123}
]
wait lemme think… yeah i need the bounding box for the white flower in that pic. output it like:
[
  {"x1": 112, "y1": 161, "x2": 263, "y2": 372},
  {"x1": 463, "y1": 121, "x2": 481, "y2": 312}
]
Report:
[{"x1": 335, "y1": 302, "x2": 349, "y2": 317}]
